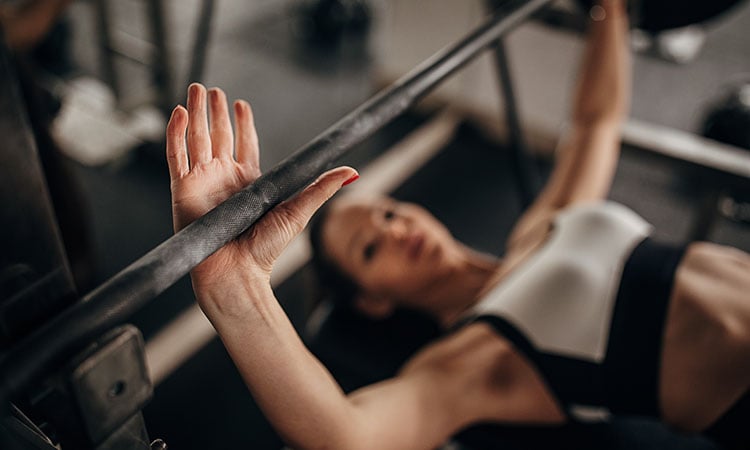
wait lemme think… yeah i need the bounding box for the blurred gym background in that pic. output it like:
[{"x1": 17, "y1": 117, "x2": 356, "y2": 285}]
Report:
[{"x1": 2, "y1": 0, "x2": 749, "y2": 448}]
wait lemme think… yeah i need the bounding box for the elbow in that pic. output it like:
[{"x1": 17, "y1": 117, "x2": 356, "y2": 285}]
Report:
[
  {"x1": 571, "y1": 109, "x2": 626, "y2": 130},
  {"x1": 283, "y1": 437, "x2": 348, "y2": 450},
  {"x1": 281, "y1": 422, "x2": 368, "y2": 450},
  {"x1": 288, "y1": 440, "x2": 368, "y2": 450}
]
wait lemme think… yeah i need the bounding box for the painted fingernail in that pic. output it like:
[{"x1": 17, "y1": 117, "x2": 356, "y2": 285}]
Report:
[{"x1": 342, "y1": 174, "x2": 359, "y2": 186}]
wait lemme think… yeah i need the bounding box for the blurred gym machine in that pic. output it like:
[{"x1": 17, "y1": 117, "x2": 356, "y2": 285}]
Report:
[
  {"x1": 0, "y1": 38, "x2": 164, "y2": 450},
  {"x1": 94, "y1": 0, "x2": 215, "y2": 117},
  {"x1": 1, "y1": 1, "x2": 750, "y2": 449},
  {"x1": 501, "y1": 0, "x2": 750, "y2": 240}
]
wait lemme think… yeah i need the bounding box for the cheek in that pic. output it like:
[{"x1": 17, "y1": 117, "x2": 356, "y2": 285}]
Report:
[
  {"x1": 369, "y1": 261, "x2": 406, "y2": 288},
  {"x1": 414, "y1": 212, "x2": 450, "y2": 238},
  {"x1": 358, "y1": 262, "x2": 407, "y2": 297},
  {"x1": 371, "y1": 259, "x2": 434, "y2": 298}
]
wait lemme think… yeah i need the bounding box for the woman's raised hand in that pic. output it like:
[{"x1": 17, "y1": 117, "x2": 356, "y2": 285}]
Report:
[{"x1": 166, "y1": 83, "x2": 357, "y2": 290}]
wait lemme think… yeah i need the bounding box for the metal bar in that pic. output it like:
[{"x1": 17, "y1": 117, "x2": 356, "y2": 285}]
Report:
[
  {"x1": 185, "y1": 0, "x2": 215, "y2": 87},
  {"x1": 0, "y1": 0, "x2": 553, "y2": 408},
  {"x1": 485, "y1": 0, "x2": 541, "y2": 209},
  {"x1": 94, "y1": 0, "x2": 121, "y2": 104},
  {"x1": 622, "y1": 118, "x2": 750, "y2": 181},
  {"x1": 489, "y1": 37, "x2": 541, "y2": 208},
  {"x1": 108, "y1": 29, "x2": 158, "y2": 67},
  {"x1": 0, "y1": 38, "x2": 77, "y2": 349},
  {"x1": 147, "y1": 0, "x2": 174, "y2": 117}
]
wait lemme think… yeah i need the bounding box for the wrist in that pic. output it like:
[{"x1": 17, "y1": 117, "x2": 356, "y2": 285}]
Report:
[{"x1": 192, "y1": 267, "x2": 274, "y2": 320}]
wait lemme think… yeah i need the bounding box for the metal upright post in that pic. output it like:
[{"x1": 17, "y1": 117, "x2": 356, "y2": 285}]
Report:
[
  {"x1": 486, "y1": 0, "x2": 542, "y2": 209},
  {"x1": 147, "y1": 0, "x2": 175, "y2": 117},
  {"x1": 186, "y1": 0, "x2": 216, "y2": 88},
  {"x1": 94, "y1": 0, "x2": 121, "y2": 105},
  {"x1": 489, "y1": 38, "x2": 541, "y2": 209}
]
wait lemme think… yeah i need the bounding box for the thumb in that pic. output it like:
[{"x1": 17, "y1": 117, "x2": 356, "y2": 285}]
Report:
[
  {"x1": 247, "y1": 166, "x2": 358, "y2": 268},
  {"x1": 280, "y1": 166, "x2": 359, "y2": 234}
]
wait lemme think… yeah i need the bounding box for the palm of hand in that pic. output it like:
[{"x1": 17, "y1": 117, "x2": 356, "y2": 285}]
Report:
[
  {"x1": 175, "y1": 159, "x2": 262, "y2": 276},
  {"x1": 167, "y1": 85, "x2": 265, "y2": 284},
  {"x1": 171, "y1": 158, "x2": 255, "y2": 232},
  {"x1": 166, "y1": 84, "x2": 357, "y2": 288}
]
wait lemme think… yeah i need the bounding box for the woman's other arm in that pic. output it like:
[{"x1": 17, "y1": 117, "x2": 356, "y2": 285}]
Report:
[{"x1": 508, "y1": 0, "x2": 630, "y2": 246}]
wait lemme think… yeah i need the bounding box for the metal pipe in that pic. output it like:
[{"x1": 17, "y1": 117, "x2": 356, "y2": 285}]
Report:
[
  {"x1": 489, "y1": 37, "x2": 541, "y2": 209},
  {"x1": 94, "y1": 0, "x2": 121, "y2": 105},
  {"x1": 486, "y1": 0, "x2": 541, "y2": 209},
  {"x1": 0, "y1": 0, "x2": 553, "y2": 408},
  {"x1": 147, "y1": 0, "x2": 175, "y2": 117},
  {"x1": 186, "y1": 0, "x2": 215, "y2": 87}
]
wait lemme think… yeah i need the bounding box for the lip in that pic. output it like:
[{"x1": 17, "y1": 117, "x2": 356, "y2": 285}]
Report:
[{"x1": 407, "y1": 233, "x2": 425, "y2": 261}]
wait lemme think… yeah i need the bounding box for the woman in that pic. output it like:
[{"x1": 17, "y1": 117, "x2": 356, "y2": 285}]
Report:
[{"x1": 166, "y1": 1, "x2": 750, "y2": 449}]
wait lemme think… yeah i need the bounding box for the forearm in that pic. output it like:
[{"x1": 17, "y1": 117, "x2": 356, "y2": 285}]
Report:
[
  {"x1": 167, "y1": 84, "x2": 373, "y2": 448},
  {"x1": 507, "y1": 1, "x2": 630, "y2": 238},
  {"x1": 540, "y1": 0, "x2": 629, "y2": 204},
  {"x1": 195, "y1": 272, "x2": 467, "y2": 450},
  {"x1": 571, "y1": 0, "x2": 630, "y2": 125},
  {"x1": 196, "y1": 272, "x2": 358, "y2": 450}
]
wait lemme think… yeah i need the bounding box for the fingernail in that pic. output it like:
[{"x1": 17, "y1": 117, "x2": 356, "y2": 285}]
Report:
[
  {"x1": 171, "y1": 105, "x2": 185, "y2": 119},
  {"x1": 342, "y1": 174, "x2": 359, "y2": 186},
  {"x1": 188, "y1": 83, "x2": 203, "y2": 103}
]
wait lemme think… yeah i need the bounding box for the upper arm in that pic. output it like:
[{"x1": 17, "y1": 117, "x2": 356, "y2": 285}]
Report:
[
  {"x1": 342, "y1": 325, "x2": 566, "y2": 450},
  {"x1": 343, "y1": 336, "x2": 490, "y2": 450},
  {"x1": 507, "y1": 1, "x2": 629, "y2": 250},
  {"x1": 341, "y1": 328, "x2": 509, "y2": 450},
  {"x1": 506, "y1": 120, "x2": 622, "y2": 249},
  {"x1": 344, "y1": 371, "x2": 462, "y2": 450}
]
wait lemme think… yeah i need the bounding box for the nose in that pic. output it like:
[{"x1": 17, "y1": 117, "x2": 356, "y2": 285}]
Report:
[{"x1": 384, "y1": 217, "x2": 408, "y2": 241}]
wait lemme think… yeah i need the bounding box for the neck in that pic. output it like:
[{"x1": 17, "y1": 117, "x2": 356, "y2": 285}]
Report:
[{"x1": 423, "y1": 245, "x2": 500, "y2": 328}]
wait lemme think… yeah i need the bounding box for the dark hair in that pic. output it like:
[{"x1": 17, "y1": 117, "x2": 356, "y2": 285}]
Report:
[
  {"x1": 306, "y1": 201, "x2": 442, "y2": 390},
  {"x1": 308, "y1": 201, "x2": 360, "y2": 309},
  {"x1": 306, "y1": 200, "x2": 443, "y2": 387}
]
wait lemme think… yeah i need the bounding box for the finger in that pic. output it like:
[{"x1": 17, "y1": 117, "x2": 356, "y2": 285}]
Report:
[
  {"x1": 186, "y1": 83, "x2": 212, "y2": 166},
  {"x1": 208, "y1": 87, "x2": 233, "y2": 159},
  {"x1": 166, "y1": 105, "x2": 189, "y2": 179},
  {"x1": 248, "y1": 167, "x2": 358, "y2": 271},
  {"x1": 234, "y1": 100, "x2": 260, "y2": 172},
  {"x1": 275, "y1": 167, "x2": 359, "y2": 238}
]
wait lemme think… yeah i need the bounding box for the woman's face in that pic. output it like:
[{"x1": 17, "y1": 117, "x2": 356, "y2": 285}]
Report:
[{"x1": 321, "y1": 195, "x2": 459, "y2": 306}]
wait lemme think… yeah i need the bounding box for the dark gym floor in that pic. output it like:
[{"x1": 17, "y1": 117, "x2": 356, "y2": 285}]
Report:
[{"x1": 41, "y1": 0, "x2": 750, "y2": 449}]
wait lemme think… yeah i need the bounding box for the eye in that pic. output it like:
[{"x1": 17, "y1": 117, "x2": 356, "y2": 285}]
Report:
[
  {"x1": 363, "y1": 241, "x2": 378, "y2": 262},
  {"x1": 383, "y1": 209, "x2": 395, "y2": 221}
]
